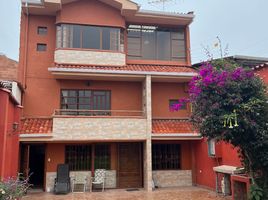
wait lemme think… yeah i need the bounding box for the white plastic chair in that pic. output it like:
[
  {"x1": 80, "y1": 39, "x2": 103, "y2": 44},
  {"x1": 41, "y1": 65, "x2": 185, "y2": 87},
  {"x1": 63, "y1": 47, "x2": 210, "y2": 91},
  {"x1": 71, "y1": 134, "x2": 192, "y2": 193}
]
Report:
[
  {"x1": 92, "y1": 169, "x2": 106, "y2": 192},
  {"x1": 72, "y1": 173, "x2": 87, "y2": 193}
]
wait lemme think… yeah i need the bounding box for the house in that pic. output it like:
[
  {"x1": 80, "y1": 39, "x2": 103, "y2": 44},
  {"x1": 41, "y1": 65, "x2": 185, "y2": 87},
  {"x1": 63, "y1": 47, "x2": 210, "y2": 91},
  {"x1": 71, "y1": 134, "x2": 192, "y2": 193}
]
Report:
[
  {"x1": 18, "y1": 0, "x2": 202, "y2": 192},
  {"x1": 0, "y1": 55, "x2": 22, "y2": 179},
  {"x1": 253, "y1": 62, "x2": 268, "y2": 84}
]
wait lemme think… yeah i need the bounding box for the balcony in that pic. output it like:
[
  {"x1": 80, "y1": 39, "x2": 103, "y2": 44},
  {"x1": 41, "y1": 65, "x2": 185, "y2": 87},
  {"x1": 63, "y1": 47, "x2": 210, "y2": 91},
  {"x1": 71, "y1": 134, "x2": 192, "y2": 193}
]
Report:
[
  {"x1": 54, "y1": 109, "x2": 144, "y2": 118},
  {"x1": 52, "y1": 109, "x2": 148, "y2": 141}
]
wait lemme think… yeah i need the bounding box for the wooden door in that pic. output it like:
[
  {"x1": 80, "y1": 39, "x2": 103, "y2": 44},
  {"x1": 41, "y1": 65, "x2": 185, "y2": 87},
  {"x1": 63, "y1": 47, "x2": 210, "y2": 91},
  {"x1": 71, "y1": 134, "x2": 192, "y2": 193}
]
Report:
[{"x1": 118, "y1": 143, "x2": 143, "y2": 188}]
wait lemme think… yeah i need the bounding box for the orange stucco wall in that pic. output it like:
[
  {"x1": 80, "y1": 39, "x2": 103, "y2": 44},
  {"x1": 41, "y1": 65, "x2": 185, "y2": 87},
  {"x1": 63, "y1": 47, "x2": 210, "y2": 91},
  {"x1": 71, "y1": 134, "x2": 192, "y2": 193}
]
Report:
[
  {"x1": 46, "y1": 143, "x2": 65, "y2": 172},
  {"x1": 0, "y1": 90, "x2": 21, "y2": 179},
  {"x1": 24, "y1": 80, "x2": 142, "y2": 117},
  {"x1": 56, "y1": 0, "x2": 125, "y2": 28},
  {"x1": 152, "y1": 82, "x2": 191, "y2": 118}
]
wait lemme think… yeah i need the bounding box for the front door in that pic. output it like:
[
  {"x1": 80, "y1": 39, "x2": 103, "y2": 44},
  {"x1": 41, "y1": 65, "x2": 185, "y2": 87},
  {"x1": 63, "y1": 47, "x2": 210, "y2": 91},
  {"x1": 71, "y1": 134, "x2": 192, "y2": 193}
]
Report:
[{"x1": 118, "y1": 143, "x2": 143, "y2": 188}]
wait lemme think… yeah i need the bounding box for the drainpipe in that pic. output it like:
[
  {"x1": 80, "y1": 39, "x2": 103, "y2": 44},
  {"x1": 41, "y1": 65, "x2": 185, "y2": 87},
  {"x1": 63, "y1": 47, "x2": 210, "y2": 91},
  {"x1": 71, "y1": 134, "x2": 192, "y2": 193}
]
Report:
[{"x1": 22, "y1": 1, "x2": 29, "y2": 90}]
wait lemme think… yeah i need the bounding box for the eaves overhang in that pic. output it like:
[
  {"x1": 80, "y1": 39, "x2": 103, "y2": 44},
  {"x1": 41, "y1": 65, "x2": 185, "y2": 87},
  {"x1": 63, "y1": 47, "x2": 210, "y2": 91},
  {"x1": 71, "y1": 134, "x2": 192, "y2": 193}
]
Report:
[
  {"x1": 152, "y1": 133, "x2": 202, "y2": 140},
  {"x1": 48, "y1": 67, "x2": 198, "y2": 77}
]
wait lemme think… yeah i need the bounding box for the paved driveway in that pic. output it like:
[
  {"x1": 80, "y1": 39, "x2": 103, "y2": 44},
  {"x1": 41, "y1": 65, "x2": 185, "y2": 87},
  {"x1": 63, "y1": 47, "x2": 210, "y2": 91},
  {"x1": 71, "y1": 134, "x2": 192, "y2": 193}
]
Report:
[{"x1": 23, "y1": 187, "x2": 231, "y2": 200}]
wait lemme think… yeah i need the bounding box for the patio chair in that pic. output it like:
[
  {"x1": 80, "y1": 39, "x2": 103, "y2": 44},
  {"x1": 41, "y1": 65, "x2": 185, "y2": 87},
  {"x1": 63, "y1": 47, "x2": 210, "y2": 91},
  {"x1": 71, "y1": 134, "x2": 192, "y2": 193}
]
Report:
[
  {"x1": 72, "y1": 173, "x2": 88, "y2": 193},
  {"x1": 54, "y1": 164, "x2": 71, "y2": 194},
  {"x1": 92, "y1": 169, "x2": 106, "y2": 192}
]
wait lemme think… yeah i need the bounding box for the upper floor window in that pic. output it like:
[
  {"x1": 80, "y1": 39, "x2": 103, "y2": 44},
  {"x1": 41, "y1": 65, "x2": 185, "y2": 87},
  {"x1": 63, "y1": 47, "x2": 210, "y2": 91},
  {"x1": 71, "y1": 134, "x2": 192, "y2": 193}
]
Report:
[
  {"x1": 127, "y1": 25, "x2": 186, "y2": 62},
  {"x1": 37, "y1": 43, "x2": 47, "y2": 51},
  {"x1": 169, "y1": 99, "x2": 187, "y2": 110},
  {"x1": 60, "y1": 89, "x2": 111, "y2": 116},
  {"x1": 37, "y1": 26, "x2": 47, "y2": 35},
  {"x1": 56, "y1": 24, "x2": 124, "y2": 52}
]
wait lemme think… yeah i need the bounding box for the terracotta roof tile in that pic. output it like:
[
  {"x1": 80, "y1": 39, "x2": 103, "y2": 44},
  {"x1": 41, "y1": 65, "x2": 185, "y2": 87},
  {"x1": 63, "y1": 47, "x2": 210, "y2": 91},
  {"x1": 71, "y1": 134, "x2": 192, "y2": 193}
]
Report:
[
  {"x1": 152, "y1": 119, "x2": 198, "y2": 134},
  {"x1": 54, "y1": 63, "x2": 196, "y2": 73},
  {"x1": 20, "y1": 118, "x2": 53, "y2": 134}
]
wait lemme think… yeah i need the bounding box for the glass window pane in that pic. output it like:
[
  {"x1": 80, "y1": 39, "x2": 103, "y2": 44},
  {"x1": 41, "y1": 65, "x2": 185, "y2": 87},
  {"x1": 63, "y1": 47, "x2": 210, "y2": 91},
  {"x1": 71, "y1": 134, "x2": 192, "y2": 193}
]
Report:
[
  {"x1": 62, "y1": 25, "x2": 72, "y2": 48},
  {"x1": 87, "y1": 26, "x2": 100, "y2": 49},
  {"x1": 37, "y1": 27, "x2": 47, "y2": 35},
  {"x1": 142, "y1": 31, "x2": 156, "y2": 60},
  {"x1": 82, "y1": 26, "x2": 92, "y2": 49},
  {"x1": 128, "y1": 37, "x2": 141, "y2": 57},
  {"x1": 95, "y1": 144, "x2": 111, "y2": 170},
  {"x1": 68, "y1": 90, "x2": 76, "y2": 96},
  {"x1": 157, "y1": 31, "x2": 171, "y2": 60},
  {"x1": 72, "y1": 25, "x2": 81, "y2": 48},
  {"x1": 172, "y1": 40, "x2": 185, "y2": 58},
  {"x1": 56, "y1": 26, "x2": 62, "y2": 48},
  {"x1": 102, "y1": 27, "x2": 110, "y2": 50},
  {"x1": 171, "y1": 30, "x2": 184, "y2": 40}
]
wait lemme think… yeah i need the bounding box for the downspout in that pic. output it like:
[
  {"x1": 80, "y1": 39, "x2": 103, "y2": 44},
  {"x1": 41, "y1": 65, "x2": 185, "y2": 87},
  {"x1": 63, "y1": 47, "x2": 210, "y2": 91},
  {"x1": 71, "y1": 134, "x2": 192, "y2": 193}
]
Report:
[{"x1": 23, "y1": 1, "x2": 29, "y2": 89}]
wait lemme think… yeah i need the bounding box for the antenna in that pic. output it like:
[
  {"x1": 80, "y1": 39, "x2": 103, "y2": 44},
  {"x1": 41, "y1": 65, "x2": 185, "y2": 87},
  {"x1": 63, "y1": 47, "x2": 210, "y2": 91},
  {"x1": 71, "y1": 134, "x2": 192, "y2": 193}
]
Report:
[{"x1": 148, "y1": 0, "x2": 178, "y2": 11}]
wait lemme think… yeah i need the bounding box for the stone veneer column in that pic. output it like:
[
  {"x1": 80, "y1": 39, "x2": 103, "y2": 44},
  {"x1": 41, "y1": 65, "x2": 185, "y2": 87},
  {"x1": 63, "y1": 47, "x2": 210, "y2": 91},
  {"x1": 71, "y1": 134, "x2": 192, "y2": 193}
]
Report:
[{"x1": 143, "y1": 75, "x2": 152, "y2": 191}]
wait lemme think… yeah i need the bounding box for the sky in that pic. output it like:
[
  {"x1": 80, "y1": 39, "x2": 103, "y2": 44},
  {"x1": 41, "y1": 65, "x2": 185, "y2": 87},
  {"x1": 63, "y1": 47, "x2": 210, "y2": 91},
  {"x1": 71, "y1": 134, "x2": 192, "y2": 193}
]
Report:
[{"x1": 0, "y1": 0, "x2": 268, "y2": 64}]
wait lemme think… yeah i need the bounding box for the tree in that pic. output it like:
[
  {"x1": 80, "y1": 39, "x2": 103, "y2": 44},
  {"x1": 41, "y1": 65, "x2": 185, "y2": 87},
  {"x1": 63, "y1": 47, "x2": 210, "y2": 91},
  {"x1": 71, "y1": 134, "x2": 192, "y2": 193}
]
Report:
[{"x1": 172, "y1": 61, "x2": 268, "y2": 199}]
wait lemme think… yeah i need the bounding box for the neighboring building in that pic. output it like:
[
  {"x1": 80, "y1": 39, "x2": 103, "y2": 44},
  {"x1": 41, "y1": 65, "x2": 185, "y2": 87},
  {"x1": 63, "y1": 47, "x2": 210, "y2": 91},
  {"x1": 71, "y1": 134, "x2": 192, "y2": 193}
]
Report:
[
  {"x1": 0, "y1": 54, "x2": 18, "y2": 81},
  {"x1": 18, "y1": 0, "x2": 198, "y2": 192},
  {"x1": 0, "y1": 55, "x2": 22, "y2": 179},
  {"x1": 193, "y1": 55, "x2": 268, "y2": 69},
  {"x1": 253, "y1": 63, "x2": 268, "y2": 84}
]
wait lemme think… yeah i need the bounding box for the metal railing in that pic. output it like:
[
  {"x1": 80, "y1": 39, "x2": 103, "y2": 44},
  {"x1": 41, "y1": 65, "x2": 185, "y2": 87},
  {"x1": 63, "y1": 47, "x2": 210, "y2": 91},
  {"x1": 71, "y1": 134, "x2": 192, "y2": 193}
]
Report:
[{"x1": 54, "y1": 109, "x2": 145, "y2": 118}]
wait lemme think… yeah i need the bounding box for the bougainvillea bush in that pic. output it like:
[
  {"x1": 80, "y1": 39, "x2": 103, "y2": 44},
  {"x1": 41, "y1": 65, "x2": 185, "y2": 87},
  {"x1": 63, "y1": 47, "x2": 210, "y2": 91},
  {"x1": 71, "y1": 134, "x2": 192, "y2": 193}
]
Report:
[
  {"x1": 172, "y1": 61, "x2": 268, "y2": 199},
  {"x1": 0, "y1": 175, "x2": 30, "y2": 200}
]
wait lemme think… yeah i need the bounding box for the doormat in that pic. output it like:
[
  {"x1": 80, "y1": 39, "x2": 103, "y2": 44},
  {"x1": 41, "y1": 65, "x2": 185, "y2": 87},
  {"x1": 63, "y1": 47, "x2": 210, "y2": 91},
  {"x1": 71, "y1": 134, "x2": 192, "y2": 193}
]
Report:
[{"x1": 126, "y1": 189, "x2": 139, "y2": 192}]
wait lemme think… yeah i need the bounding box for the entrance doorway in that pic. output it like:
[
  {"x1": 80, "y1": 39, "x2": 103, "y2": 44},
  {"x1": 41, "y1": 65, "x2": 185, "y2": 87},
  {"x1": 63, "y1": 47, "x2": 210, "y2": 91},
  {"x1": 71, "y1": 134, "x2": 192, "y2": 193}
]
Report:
[
  {"x1": 118, "y1": 143, "x2": 143, "y2": 188},
  {"x1": 20, "y1": 144, "x2": 45, "y2": 189}
]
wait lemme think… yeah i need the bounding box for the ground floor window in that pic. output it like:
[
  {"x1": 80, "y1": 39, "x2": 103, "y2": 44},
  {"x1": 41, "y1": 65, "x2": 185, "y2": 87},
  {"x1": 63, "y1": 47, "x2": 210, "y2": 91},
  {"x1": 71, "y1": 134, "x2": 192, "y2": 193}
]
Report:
[
  {"x1": 152, "y1": 143, "x2": 181, "y2": 170},
  {"x1": 65, "y1": 145, "x2": 92, "y2": 171},
  {"x1": 95, "y1": 144, "x2": 111, "y2": 169},
  {"x1": 65, "y1": 144, "x2": 111, "y2": 171}
]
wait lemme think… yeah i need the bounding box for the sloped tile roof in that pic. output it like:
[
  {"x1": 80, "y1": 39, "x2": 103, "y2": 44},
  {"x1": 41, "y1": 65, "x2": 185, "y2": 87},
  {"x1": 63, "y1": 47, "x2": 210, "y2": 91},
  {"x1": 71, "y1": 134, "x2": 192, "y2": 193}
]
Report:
[
  {"x1": 20, "y1": 118, "x2": 53, "y2": 134},
  {"x1": 54, "y1": 63, "x2": 196, "y2": 73},
  {"x1": 152, "y1": 119, "x2": 198, "y2": 134}
]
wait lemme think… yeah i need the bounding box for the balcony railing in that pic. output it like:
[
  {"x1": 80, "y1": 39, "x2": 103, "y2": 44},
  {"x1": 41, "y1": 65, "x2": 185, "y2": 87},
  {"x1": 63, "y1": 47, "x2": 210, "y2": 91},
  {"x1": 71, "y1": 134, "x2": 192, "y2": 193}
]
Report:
[{"x1": 54, "y1": 109, "x2": 145, "y2": 118}]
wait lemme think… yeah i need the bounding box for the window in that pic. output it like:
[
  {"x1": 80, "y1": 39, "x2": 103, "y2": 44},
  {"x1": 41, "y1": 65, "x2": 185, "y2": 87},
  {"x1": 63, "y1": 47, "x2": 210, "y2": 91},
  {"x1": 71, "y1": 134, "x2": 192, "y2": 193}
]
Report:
[
  {"x1": 127, "y1": 25, "x2": 186, "y2": 61},
  {"x1": 61, "y1": 90, "x2": 111, "y2": 115},
  {"x1": 56, "y1": 24, "x2": 124, "y2": 52},
  {"x1": 36, "y1": 43, "x2": 47, "y2": 51},
  {"x1": 37, "y1": 26, "x2": 47, "y2": 35},
  {"x1": 152, "y1": 144, "x2": 181, "y2": 170},
  {"x1": 95, "y1": 144, "x2": 110, "y2": 169},
  {"x1": 65, "y1": 145, "x2": 92, "y2": 171},
  {"x1": 208, "y1": 139, "x2": 216, "y2": 157},
  {"x1": 65, "y1": 144, "x2": 111, "y2": 171},
  {"x1": 169, "y1": 99, "x2": 187, "y2": 110}
]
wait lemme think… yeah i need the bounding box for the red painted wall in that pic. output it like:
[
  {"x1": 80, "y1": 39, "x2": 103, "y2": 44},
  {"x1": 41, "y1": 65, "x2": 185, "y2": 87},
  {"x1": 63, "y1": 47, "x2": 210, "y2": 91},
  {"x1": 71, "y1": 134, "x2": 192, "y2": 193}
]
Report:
[
  {"x1": 255, "y1": 67, "x2": 268, "y2": 85},
  {"x1": 0, "y1": 89, "x2": 21, "y2": 179},
  {"x1": 194, "y1": 139, "x2": 242, "y2": 190}
]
